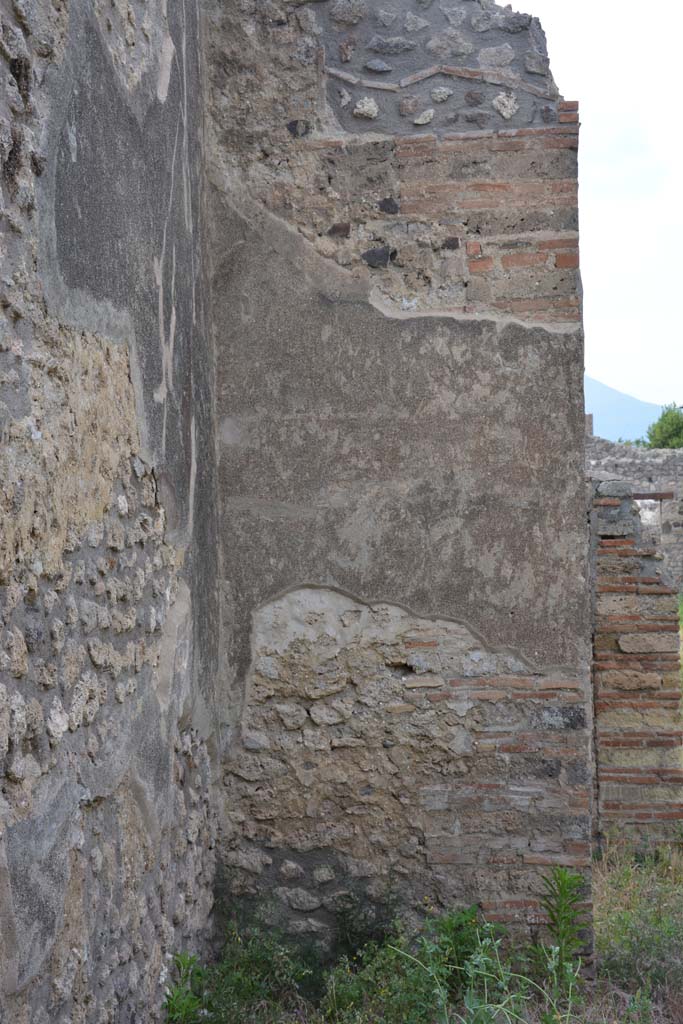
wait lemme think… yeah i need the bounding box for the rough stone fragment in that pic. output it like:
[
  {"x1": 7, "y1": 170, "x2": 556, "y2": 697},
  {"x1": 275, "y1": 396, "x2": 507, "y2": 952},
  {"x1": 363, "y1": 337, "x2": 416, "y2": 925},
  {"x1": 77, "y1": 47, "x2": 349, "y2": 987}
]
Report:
[
  {"x1": 46, "y1": 697, "x2": 70, "y2": 742},
  {"x1": 501, "y1": 12, "x2": 532, "y2": 33},
  {"x1": 338, "y1": 87, "x2": 352, "y2": 108},
  {"x1": 492, "y1": 92, "x2": 519, "y2": 120},
  {"x1": 464, "y1": 110, "x2": 490, "y2": 127},
  {"x1": 399, "y1": 95, "x2": 419, "y2": 116},
  {"x1": 431, "y1": 86, "x2": 453, "y2": 103},
  {"x1": 413, "y1": 108, "x2": 435, "y2": 126},
  {"x1": 426, "y1": 29, "x2": 474, "y2": 58},
  {"x1": 287, "y1": 120, "x2": 312, "y2": 138},
  {"x1": 376, "y1": 8, "x2": 397, "y2": 27},
  {"x1": 525, "y1": 49, "x2": 550, "y2": 76},
  {"x1": 378, "y1": 196, "x2": 399, "y2": 214},
  {"x1": 597, "y1": 670, "x2": 661, "y2": 691},
  {"x1": 353, "y1": 96, "x2": 380, "y2": 119},
  {"x1": 361, "y1": 245, "x2": 395, "y2": 268},
  {"x1": 309, "y1": 703, "x2": 346, "y2": 726},
  {"x1": 364, "y1": 58, "x2": 392, "y2": 73},
  {"x1": 404, "y1": 13, "x2": 429, "y2": 32},
  {"x1": 275, "y1": 703, "x2": 309, "y2": 729},
  {"x1": 313, "y1": 865, "x2": 336, "y2": 884},
  {"x1": 330, "y1": 0, "x2": 367, "y2": 24},
  {"x1": 440, "y1": 5, "x2": 466, "y2": 27},
  {"x1": 618, "y1": 633, "x2": 680, "y2": 654},
  {"x1": 471, "y1": 11, "x2": 497, "y2": 32},
  {"x1": 479, "y1": 43, "x2": 516, "y2": 68},
  {"x1": 276, "y1": 887, "x2": 322, "y2": 912},
  {"x1": 6, "y1": 627, "x2": 28, "y2": 678},
  {"x1": 367, "y1": 34, "x2": 417, "y2": 55},
  {"x1": 243, "y1": 730, "x2": 271, "y2": 751},
  {"x1": 280, "y1": 860, "x2": 305, "y2": 880},
  {"x1": 597, "y1": 481, "x2": 633, "y2": 498},
  {"x1": 465, "y1": 89, "x2": 484, "y2": 106}
]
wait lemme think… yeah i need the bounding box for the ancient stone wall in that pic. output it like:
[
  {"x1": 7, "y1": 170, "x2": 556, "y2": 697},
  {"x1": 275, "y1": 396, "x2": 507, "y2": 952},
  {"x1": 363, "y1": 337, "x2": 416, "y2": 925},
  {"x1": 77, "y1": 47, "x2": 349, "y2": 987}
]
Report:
[
  {"x1": 0, "y1": 2, "x2": 219, "y2": 1021},
  {"x1": 207, "y1": 0, "x2": 591, "y2": 948},
  {"x1": 592, "y1": 482, "x2": 683, "y2": 840},
  {"x1": 587, "y1": 435, "x2": 683, "y2": 589}
]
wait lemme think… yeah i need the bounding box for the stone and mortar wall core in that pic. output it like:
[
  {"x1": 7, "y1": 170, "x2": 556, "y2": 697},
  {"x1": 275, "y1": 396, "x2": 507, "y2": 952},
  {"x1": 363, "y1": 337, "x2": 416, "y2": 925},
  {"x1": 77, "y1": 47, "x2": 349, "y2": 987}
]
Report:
[
  {"x1": 224, "y1": 588, "x2": 592, "y2": 945},
  {"x1": 0, "y1": 2, "x2": 219, "y2": 1021},
  {"x1": 587, "y1": 435, "x2": 683, "y2": 590},
  {"x1": 209, "y1": 0, "x2": 580, "y2": 323},
  {"x1": 592, "y1": 483, "x2": 683, "y2": 839},
  {"x1": 208, "y1": 0, "x2": 592, "y2": 948}
]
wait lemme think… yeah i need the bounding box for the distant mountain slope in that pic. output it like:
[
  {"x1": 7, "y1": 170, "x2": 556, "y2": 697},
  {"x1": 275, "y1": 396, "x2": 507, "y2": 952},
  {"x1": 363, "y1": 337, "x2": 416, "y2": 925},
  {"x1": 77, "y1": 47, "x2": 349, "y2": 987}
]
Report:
[{"x1": 585, "y1": 377, "x2": 663, "y2": 443}]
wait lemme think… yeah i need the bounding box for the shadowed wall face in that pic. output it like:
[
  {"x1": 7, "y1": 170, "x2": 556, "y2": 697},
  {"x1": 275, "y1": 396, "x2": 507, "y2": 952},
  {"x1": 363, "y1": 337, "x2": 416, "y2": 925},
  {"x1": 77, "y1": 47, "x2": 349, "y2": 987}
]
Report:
[
  {"x1": 0, "y1": 2, "x2": 218, "y2": 1021},
  {"x1": 207, "y1": 0, "x2": 591, "y2": 946}
]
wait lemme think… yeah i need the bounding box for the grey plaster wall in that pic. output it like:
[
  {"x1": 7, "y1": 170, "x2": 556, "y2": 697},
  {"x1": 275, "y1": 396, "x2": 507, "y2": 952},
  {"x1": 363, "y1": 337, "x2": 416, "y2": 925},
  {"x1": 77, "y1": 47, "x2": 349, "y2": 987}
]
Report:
[
  {"x1": 0, "y1": 1, "x2": 219, "y2": 1020},
  {"x1": 212, "y1": 191, "x2": 589, "y2": 724}
]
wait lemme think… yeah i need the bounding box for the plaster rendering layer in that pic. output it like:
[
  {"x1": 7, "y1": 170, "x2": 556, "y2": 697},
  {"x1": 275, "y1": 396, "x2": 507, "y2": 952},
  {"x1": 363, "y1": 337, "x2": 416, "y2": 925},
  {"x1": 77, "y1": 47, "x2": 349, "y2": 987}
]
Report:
[{"x1": 207, "y1": 0, "x2": 591, "y2": 945}]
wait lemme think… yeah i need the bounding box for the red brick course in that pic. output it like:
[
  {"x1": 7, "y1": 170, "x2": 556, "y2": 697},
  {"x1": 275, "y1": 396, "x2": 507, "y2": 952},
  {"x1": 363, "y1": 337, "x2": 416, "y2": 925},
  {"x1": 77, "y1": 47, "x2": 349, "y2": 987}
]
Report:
[{"x1": 592, "y1": 486, "x2": 683, "y2": 838}]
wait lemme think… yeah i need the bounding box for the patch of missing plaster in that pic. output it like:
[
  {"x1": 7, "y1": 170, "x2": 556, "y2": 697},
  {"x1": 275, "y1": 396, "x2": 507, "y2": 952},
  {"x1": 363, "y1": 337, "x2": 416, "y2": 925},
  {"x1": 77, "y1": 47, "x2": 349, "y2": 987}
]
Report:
[
  {"x1": 221, "y1": 586, "x2": 587, "y2": 941},
  {"x1": 247, "y1": 586, "x2": 533, "y2": 680}
]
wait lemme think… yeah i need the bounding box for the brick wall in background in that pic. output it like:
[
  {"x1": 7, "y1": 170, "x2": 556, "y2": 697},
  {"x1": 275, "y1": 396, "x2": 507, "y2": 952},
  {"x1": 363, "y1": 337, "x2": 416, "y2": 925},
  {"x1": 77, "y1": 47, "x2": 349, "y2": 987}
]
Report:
[
  {"x1": 587, "y1": 436, "x2": 683, "y2": 590},
  {"x1": 592, "y1": 482, "x2": 683, "y2": 840}
]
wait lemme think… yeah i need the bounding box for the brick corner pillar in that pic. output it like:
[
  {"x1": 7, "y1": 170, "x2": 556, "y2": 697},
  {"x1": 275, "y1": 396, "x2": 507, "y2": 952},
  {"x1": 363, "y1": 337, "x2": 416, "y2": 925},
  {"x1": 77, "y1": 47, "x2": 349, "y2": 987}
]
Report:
[{"x1": 592, "y1": 481, "x2": 683, "y2": 840}]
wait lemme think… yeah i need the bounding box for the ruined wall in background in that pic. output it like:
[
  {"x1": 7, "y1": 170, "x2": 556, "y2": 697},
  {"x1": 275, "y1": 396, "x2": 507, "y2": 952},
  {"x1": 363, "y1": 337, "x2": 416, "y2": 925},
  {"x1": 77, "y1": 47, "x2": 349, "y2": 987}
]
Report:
[
  {"x1": 207, "y1": 0, "x2": 592, "y2": 947},
  {"x1": 0, "y1": 2, "x2": 218, "y2": 1021},
  {"x1": 592, "y1": 483, "x2": 683, "y2": 840},
  {"x1": 587, "y1": 435, "x2": 683, "y2": 589}
]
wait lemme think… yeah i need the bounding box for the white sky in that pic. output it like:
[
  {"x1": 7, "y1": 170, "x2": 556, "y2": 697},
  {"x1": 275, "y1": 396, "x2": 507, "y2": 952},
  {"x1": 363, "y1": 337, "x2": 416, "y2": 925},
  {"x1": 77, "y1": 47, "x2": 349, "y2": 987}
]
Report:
[{"x1": 524, "y1": 0, "x2": 683, "y2": 405}]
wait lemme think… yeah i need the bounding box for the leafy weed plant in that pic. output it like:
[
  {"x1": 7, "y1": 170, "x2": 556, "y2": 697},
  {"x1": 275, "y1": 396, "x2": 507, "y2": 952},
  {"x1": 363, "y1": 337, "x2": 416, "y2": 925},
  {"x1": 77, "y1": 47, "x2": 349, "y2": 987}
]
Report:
[{"x1": 164, "y1": 858, "x2": 683, "y2": 1023}]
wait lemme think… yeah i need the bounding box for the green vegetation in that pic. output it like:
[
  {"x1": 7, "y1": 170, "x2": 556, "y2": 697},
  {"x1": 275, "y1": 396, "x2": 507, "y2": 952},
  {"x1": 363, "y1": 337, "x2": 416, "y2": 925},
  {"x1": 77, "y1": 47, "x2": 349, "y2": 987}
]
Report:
[
  {"x1": 616, "y1": 401, "x2": 683, "y2": 448},
  {"x1": 645, "y1": 403, "x2": 683, "y2": 450},
  {"x1": 594, "y1": 839, "x2": 683, "y2": 1016},
  {"x1": 165, "y1": 853, "x2": 683, "y2": 1024}
]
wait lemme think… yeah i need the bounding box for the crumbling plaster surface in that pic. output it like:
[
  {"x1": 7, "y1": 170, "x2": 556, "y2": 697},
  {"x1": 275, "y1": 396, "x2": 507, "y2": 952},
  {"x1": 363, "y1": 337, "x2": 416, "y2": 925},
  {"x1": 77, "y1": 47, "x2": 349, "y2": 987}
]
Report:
[
  {"x1": 206, "y1": 0, "x2": 580, "y2": 320},
  {"x1": 1, "y1": 0, "x2": 219, "y2": 1020},
  {"x1": 222, "y1": 586, "x2": 592, "y2": 947},
  {"x1": 211, "y1": 192, "x2": 589, "y2": 692},
  {"x1": 207, "y1": 0, "x2": 591, "y2": 939}
]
